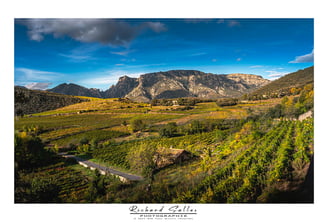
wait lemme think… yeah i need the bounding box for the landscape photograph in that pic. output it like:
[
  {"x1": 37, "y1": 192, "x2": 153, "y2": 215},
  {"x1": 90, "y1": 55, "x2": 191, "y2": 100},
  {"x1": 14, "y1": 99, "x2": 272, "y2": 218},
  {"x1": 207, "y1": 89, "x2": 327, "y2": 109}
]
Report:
[{"x1": 14, "y1": 18, "x2": 314, "y2": 204}]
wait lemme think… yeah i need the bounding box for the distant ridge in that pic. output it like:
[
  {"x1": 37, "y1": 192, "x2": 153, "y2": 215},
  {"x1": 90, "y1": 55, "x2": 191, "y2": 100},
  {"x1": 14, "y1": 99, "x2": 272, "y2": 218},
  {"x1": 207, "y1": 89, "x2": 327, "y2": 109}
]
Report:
[
  {"x1": 48, "y1": 83, "x2": 104, "y2": 98},
  {"x1": 48, "y1": 70, "x2": 270, "y2": 102}
]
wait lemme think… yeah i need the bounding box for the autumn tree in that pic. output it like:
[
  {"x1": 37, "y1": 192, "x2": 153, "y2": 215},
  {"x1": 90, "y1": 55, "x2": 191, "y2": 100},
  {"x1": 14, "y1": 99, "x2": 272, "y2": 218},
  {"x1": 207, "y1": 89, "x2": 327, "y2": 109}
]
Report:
[{"x1": 127, "y1": 142, "x2": 157, "y2": 179}]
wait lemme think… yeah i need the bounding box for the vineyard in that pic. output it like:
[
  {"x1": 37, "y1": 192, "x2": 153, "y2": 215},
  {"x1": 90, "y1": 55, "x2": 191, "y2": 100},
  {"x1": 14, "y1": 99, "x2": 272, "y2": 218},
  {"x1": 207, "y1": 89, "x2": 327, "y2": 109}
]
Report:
[
  {"x1": 15, "y1": 152, "x2": 124, "y2": 203},
  {"x1": 175, "y1": 119, "x2": 313, "y2": 203},
  {"x1": 95, "y1": 118, "x2": 313, "y2": 203},
  {"x1": 14, "y1": 93, "x2": 314, "y2": 203},
  {"x1": 15, "y1": 159, "x2": 90, "y2": 203}
]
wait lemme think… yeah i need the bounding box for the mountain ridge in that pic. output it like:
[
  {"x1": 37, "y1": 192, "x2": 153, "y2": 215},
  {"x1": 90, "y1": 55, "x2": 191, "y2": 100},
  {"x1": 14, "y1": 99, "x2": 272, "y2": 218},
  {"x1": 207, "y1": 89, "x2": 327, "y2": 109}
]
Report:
[
  {"x1": 248, "y1": 66, "x2": 314, "y2": 99},
  {"x1": 48, "y1": 83, "x2": 104, "y2": 98},
  {"x1": 47, "y1": 70, "x2": 270, "y2": 102}
]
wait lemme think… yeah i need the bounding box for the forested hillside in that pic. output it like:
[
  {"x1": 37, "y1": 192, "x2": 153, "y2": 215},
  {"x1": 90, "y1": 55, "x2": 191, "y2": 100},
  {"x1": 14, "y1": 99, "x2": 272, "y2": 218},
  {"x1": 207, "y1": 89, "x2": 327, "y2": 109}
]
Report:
[{"x1": 15, "y1": 86, "x2": 88, "y2": 115}]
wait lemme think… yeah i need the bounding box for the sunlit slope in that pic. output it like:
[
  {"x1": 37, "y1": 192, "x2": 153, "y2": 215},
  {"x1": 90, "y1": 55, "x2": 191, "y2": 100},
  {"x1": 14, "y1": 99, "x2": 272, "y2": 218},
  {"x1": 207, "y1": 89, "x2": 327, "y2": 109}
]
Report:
[
  {"x1": 16, "y1": 98, "x2": 282, "y2": 147},
  {"x1": 249, "y1": 66, "x2": 314, "y2": 99},
  {"x1": 33, "y1": 98, "x2": 150, "y2": 116}
]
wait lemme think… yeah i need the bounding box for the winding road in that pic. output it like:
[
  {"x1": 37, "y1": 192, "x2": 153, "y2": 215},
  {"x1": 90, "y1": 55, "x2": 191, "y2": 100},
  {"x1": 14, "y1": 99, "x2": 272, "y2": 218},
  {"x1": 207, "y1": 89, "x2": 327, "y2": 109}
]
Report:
[{"x1": 59, "y1": 153, "x2": 143, "y2": 181}]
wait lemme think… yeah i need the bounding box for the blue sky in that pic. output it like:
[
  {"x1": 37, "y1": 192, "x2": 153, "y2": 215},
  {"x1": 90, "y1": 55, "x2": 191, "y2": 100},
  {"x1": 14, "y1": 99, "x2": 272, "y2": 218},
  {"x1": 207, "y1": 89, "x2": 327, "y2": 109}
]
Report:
[{"x1": 14, "y1": 18, "x2": 314, "y2": 90}]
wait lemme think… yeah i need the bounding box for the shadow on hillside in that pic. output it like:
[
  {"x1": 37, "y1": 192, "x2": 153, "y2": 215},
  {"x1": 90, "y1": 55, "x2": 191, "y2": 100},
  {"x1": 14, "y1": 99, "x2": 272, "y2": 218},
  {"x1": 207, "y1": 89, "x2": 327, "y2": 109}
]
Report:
[{"x1": 263, "y1": 156, "x2": 314, "y2": 203}]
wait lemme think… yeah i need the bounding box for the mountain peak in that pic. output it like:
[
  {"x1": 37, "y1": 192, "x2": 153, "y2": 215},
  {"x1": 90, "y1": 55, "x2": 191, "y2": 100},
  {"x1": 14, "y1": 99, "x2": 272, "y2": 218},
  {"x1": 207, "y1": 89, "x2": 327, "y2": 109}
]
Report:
[
  {"x1": 47, "y1": 70, "x2": 271, "y2": 102},
  {"x1": 119, "y1": 75, "x2": 135, "y2": 81},
  {"x1": 108, "y1": 70, "x2": 270, "y2": 102},
  {"x1": 48, "y1": 82, "x2": 103, "y2": 98}
]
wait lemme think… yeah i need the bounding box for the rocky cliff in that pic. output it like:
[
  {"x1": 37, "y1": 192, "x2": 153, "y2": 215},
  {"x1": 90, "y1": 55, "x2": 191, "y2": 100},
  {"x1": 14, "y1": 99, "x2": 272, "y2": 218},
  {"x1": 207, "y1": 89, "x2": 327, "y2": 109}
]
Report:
[
  {"x1": 106, "y1": 70, "x2": 270, "y2": 102},
  {"x1": 47, "y1": 70, "x2": 270, "y2": 102},
  {"x1": 104, "y1": 75, "x2": 139, "y2": 98}
]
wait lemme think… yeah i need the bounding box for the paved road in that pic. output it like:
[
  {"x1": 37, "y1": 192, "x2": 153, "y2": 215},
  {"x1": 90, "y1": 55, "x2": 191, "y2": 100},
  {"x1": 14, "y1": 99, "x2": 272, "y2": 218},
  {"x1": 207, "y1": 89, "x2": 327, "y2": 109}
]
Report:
[{"x1": 59, "y1": 153, "x2": 143, "y2": 181}]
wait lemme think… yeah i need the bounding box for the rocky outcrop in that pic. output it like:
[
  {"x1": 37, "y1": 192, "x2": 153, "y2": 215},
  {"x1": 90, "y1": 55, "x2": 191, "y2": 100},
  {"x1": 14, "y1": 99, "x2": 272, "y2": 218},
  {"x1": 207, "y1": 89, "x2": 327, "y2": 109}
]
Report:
[
  {"x1": 108, "y1": 70, "x2": 270, "y2": 102},
  {"x1": 104, "y1": 75, "x2": 139, "y2": 98}
]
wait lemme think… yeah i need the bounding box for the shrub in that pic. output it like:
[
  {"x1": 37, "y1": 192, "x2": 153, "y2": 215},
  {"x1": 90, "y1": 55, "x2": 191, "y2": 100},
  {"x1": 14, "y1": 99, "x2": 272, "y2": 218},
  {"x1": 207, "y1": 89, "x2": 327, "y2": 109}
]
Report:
[
  {"x1": 77, "y1": 144, "x2": 91, "y2": 154},
  {"x1": 159, "y1": 122, "x2": 177, "y2": 137},
  {"x1": 216, "y1": 98, "x2": 238, "y2": 107},
  {"x1": 130, "y1": 119, "x2": 146, "y2": 132},
  {"x1": 15, "y1": 132, "x2": 54, "y2": 169},
  {"x1": 79, "y1": 137, "x2": 89, "y2": 145}
]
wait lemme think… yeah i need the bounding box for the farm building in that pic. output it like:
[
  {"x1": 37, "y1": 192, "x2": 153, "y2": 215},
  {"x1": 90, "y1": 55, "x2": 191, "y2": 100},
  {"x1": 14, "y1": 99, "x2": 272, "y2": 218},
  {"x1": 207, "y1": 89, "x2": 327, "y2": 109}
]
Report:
[{"x1": 153, "y1": 148, "x2": 193, "y2": 169}]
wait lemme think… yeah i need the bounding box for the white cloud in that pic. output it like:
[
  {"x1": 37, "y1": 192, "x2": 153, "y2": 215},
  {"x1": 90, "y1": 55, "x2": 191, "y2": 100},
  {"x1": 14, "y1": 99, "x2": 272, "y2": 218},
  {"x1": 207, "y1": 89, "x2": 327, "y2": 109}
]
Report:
[
  {"x1": 289, "y1": 50, "x2": 314, "y2": 63},
  {"x1": 120, "y1": 58, "x2": 136, "y2": 62},
  {"x1": 20, "y1": 19, "x2": 167, "y2": 46},
  {"x1": 265, "y1": 70, "x2": 288, "y2": 80},
  {"x1": 228, "y1": 20, "x2": 241, "y2": 27},
  {"x1": 110, "y1": 49, "x2": 135, "y2": 56},
  {"x1": 58, "y1": 44, "x2": 102, "y2": 63},
  {"x1": 189, "y1": 52, "x2": 207, "y2": 57},
  {"x1": 58, "y1": 53, "x2": 93, "y2": 62},
  {"x1": 78, "y1": 71, "x2": 143, "y2": 88},
  {"x1": 25, "y1": 82, "x2": 52, "y2": 90},
  {"x1": 250, "y1": 65, "x2": 263, "y2": 68},
  {"x1": 15, "y1": 68, "x2": 65, "y2": 82},
  {"x1": 217, "y1": 19, "x2": 241, "y2": 27},
  {"x1": 236, "y1": 58, "x2": 242, "y2": 62},
  {"x1": 144, "y1": 22, "x2": 167, "y2": 32},
  {"x1": 268, "y1": 73, "x2": 284, "y2": 77}
]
